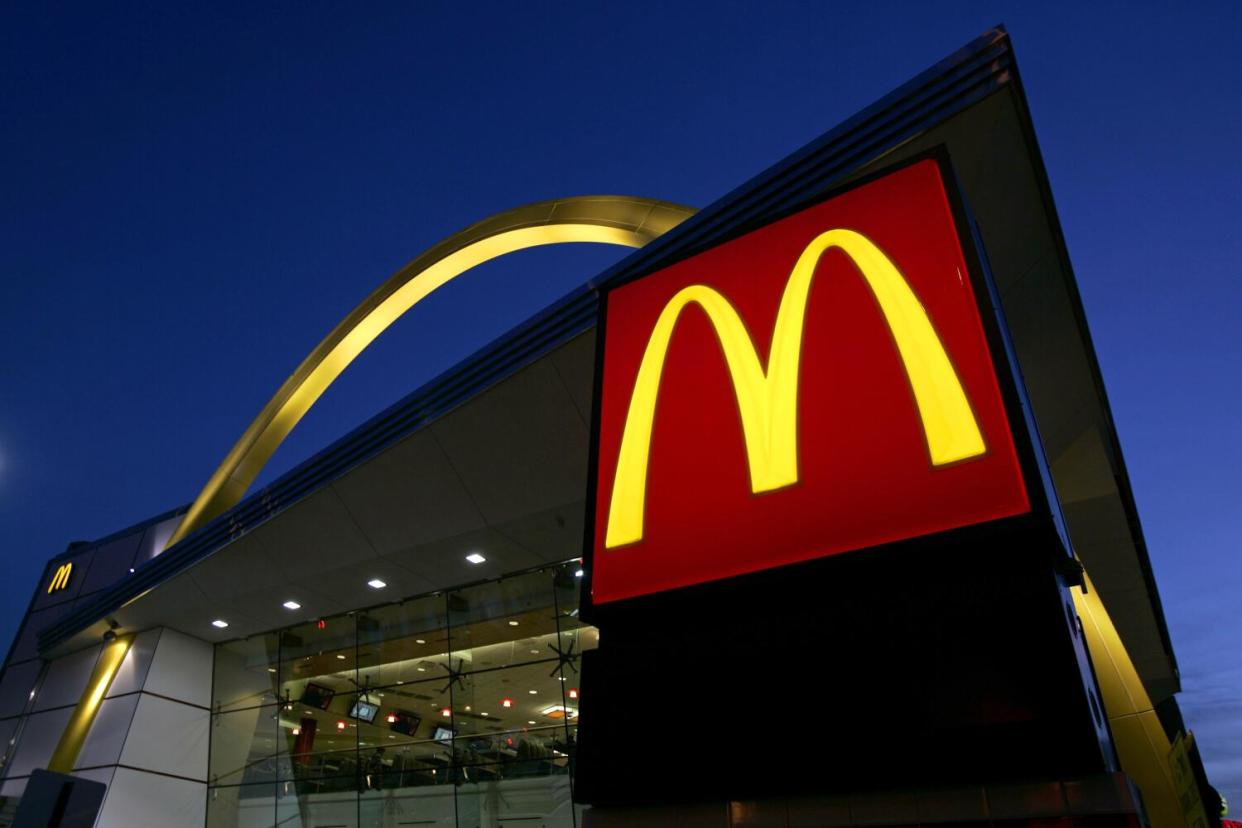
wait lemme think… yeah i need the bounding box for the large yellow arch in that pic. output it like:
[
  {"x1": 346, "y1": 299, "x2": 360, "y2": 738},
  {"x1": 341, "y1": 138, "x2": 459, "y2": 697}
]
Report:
[{"x1": 166, "y1": 196, "x2": 696, "y2": 549}]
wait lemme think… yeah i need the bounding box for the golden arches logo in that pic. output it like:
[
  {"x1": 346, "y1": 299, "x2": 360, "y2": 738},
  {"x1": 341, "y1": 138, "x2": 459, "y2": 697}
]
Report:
[
  {"x1": 47, "y1": 562, "x2": 73, "y2": 594},
  {"x1": 605, "y1": 228, "x2": 987, "y2": 549}
]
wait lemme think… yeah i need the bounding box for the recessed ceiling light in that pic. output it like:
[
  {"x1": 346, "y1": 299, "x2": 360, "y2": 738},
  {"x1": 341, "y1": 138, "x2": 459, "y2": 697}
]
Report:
[
  {"x1": 528, "y1": 689, "x2": 537, "y2": 695},
  {"x1": 481, "y1": 712, "x2": 488, "y2": 717},
  {"x1": 336, "y1": 654, "x2": 346, "y2": 660},
  {"x1": 367, "y1": 579, "x2": 387, "y2": 590},
  {"x1": 574, "y1": 569, "x2": 584, "y2": 578},
  {"x1": 528, "y1": 720, "x2": 536, "y2": 725},
  {"x1": 508, "y1": 620, "x2": 519, "y2": 627},
  {"x1": 415, "y1": 639, "x2": 426, "y2": 645},
  {"x1": 282, "y1": 600, "x2": 301, "y2": 610},
  {"x1": 465, "y1": 553, "x2": 486, "y2": 564},
  {"x1": 267, "y1": 668, "x2": 276, "y2": 673},
  {"x1": 530, "y1": 649, "x2": 539, "y2": 654},
  {"x1": 211, "y1": 619, "x2": 229, "y2": 629}
]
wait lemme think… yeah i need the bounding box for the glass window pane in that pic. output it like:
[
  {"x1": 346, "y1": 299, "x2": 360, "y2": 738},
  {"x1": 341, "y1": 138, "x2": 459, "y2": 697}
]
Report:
[
  {"x1": 213, "y1": 633, "x2": 281, "y2": 712},
  {"x1": 448, "y1": 570, "x2": 560, "y2": 674},
  {"x1": 209, "y1": 705, "x2": 281, "y2": 787},
  {"x1": 0, "y1": 661, "x2": 43, "y2": 719},
  {"x1": 356, "y1": 594, "x2": 448, "y2": 690},
  {"x1": 206, "y1": 783, "x2": 274, "y2": 828}
]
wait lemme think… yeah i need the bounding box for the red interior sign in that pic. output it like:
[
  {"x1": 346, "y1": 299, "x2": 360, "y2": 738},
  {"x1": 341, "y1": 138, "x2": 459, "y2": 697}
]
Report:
[{"x1": 590, "y1": 159, "x2": 1030, "y2": 605}]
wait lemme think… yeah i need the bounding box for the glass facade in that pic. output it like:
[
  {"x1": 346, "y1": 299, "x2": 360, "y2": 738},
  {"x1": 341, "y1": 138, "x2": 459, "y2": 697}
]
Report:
[{"x1": 207, "y1": 559, "x2": 595, "y2": 828}]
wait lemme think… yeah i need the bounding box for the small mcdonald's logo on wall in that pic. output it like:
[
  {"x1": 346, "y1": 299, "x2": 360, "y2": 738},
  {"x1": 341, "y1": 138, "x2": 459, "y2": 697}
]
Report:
[
  {"x1": 589, "y1": 157, "x2": 1031, "y2": 605},
  {"x1": 47, "y1": 562, "x2": 73, "y2": 594}
]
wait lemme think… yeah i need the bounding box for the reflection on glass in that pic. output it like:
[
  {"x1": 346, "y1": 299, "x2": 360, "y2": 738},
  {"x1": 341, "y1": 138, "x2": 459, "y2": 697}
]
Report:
[{"x1": 207, "y1": 559, "x2": 585, "y2": 827}]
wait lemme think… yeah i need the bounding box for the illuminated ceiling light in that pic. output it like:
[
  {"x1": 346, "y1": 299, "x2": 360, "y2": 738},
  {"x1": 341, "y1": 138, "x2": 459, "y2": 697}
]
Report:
[
  {"x1": 367, "y1": 579, "x2": 387, "y2": 590},
  {"x1": 530, "y1": 649, "x2": 539, "y2": 654},
  {"x1": 541, "y1": 705, "x2": 579, "y2": 719},
  {"x1": 211, "y1": 619, "x2": 229, "y2": 629},
  {"x1": 568, "y1": 688, "x2": 578, "y2": 699},
  {"x1": 415, "y1": 639, "x2": 426, "y2": 645},
  {"x1": 440, "y1": 708, "x2": 451, "y2": 718},
  {"x1": 267, "y1": 668, "x2": 276, "y2": 674},
  {"x1": 481, "y1": 712, "x2": 488, "y2": 717},
  {"x1": 336, "y1": 721, "x2": 346, "y2": 731},
  {"x1": 508, "y1": 620, "x2": 519, "y2": 627},
  {"x1": 386, "y1": 714, "x2": 397, "y2": 724},
  {"x1": 528, "y1": 690, "x2": 537, "y2": 695},
  {"x1": 502, "y1": 698, "x2": 513, "y2": 708},
  {"x1": 128, "y1": 567, "x2": 135, "y2": 574},
  {"x1": 336, "y1": 654, "x2": 346, "y2": 660},
  {"x1": 417, "y1": 667, "x2": 426, "y2": 673},
  {"x1": 558, "y1": 676, "x2": 566, "y2": 681},
  {"x1": 575, "y1": 569, "x2": 584, "y2": 578},
  {"x1": 291, "y1": 727, "x2": 301, "y2": 736},
  {"x1": 465, "y1": 553, "x2": 486, "y2": 564},
  {"x1": 464, "y1": 705, "x2": 471, "y2": 712},
  {"x1": 282, "y1": 600, "x2": 301, "y2": 610},
  {"x1": 528, "y1": 720, "x2": 536, "y2": 725}
]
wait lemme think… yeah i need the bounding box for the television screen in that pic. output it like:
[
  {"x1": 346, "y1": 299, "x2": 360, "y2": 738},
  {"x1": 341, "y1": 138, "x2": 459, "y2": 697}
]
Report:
[
  {"x1": 300, "y1": 683, "x2": 335, "y2": 710},
  {"x1": 432, "y1": 726, "x2": 454, "y2": 744},
  {"x1": 388, "y1": 710, "x2": 420, "y2": 736},
  {"x1": 349, "y1": 700, "x2": 380, "y2": 724}
]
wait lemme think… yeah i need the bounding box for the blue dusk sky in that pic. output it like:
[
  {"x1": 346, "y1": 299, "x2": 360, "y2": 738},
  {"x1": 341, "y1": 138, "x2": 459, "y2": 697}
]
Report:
[{"x1": 1, "y1": 1, "x2": 1238, "y2": 805}]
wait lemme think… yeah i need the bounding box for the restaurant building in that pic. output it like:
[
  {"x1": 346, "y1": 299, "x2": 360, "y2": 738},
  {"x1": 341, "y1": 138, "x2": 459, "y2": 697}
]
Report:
[{"x1": 0, "y1": 28, "x2": 1218, "y2": 828}]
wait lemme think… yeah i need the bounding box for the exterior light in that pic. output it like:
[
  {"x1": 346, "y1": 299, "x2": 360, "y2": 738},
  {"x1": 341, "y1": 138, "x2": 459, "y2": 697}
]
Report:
[
  {"x1": 282, "y1": 600, "x2": 301, "y2": 610},
  {"x1": 465, "y1": 553, "x2": 486, "y2": 564},
  {"x1": 211, "y1": 619, "x2": 229, "y2": 629},
  {"x1": 367, "y1": 579, "x2": 387, "y2": 590}
]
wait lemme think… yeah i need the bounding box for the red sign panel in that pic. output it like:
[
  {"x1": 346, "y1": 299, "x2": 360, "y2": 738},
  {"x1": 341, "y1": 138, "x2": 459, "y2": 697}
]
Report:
[{"x1": 590, "y1": 159, "x2": 1030, "y2": 605}]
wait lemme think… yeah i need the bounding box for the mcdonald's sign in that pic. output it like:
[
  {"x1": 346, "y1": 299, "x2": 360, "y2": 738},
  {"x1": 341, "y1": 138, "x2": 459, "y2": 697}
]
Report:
[
  {"x1": 588, "y1": 157, "x2": 1032, "y2": 605},
  {"x1": 47, "y1": 562, "x2": 73, "y2": 594}
]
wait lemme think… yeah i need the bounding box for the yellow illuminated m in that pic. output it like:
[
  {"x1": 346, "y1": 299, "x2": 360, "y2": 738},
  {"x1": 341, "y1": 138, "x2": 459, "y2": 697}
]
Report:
[
  {"x1": 47, "y1": 562, "x2": 73, "y2": 593},
  {"x1": 605, "y1": 228, "x2": 987, "y2": 549}
]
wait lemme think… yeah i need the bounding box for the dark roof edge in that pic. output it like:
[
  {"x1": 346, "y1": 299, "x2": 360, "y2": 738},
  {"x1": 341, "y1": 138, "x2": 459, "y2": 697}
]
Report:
[{"x1": 1000, "y1": 39, "x2": 1178, "y2": 687}]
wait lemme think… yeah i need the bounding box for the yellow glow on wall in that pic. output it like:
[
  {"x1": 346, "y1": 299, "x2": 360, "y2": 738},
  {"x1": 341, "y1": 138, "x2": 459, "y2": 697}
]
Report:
[
  {"x1": 165, "y1": 197, "x2": 694, "y2": 550},
  {"x1": 47, "y1": 562, "x2": 73, "y2": 594},
  {"x1": 605, "y1": 228, "x2": 984, "y2": 548},
  {"x1": 47, "y1": 635, "x2": 133, "y2": 774}
]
